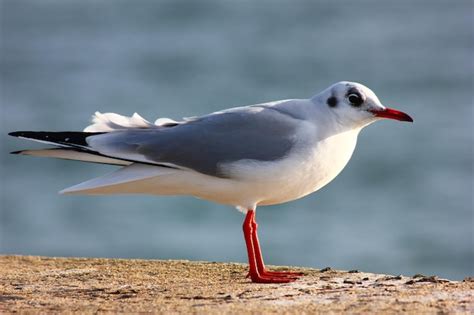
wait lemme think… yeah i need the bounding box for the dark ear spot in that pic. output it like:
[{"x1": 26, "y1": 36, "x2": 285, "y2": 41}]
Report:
[{"x1": 327, "y1": 96, "x2": 337, "y2": 107}]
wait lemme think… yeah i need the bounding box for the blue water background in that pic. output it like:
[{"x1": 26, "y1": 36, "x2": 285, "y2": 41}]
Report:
[{"x1": 1, "y1": 0, "x2": 472, "y2": 280}]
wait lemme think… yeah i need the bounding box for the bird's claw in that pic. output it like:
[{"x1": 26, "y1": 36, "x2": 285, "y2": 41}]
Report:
[{"x1": 247, "y1": 268, "x2": 303, "y2": 283}]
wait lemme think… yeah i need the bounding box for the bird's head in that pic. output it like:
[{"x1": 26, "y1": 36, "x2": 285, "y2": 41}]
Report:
[{"x1": 314, "y1": 81, "x2": 413, "y2": 130}]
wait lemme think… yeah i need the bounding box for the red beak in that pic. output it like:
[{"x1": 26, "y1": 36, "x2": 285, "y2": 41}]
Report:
[{"x1": 369, "y1": 107, "x2": 413, "y2": 122}]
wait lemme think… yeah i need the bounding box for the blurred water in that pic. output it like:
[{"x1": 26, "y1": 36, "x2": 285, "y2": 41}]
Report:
[{"x1": 1, "y1": 0, "x2": 472, "y2": 280}]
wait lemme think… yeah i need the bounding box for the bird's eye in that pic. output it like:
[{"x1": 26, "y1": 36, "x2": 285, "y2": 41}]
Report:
[{"x1": 348, "y1": 93, "x2": 363, "y2": 107}]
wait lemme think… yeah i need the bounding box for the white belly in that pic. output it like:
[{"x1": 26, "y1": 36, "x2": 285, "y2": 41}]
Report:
[
  {"x1": 191, "y1": 128, "x2": 361, "y2": 208},
  {"x1": 242, "y1": 129, "x2": 360, "y2": 206}
]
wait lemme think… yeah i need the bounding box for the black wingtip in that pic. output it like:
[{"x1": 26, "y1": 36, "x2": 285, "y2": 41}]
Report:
[
  {"x1": 8, "y1": 131, "x2": 24, "y2": 137},
  {"x1": 10, "y1": 150, "x2": 23, "y2": 155}
]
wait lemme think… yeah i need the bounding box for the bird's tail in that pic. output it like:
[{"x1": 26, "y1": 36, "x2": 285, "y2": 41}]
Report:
[
  {"x1": 8, "y1": 112, "x2": 181, "y2": 166},
  {"x1": 11, "y1": 148, "x2": 131, "y2": 166},
  {"x1": 8, "y1": 131, "x2": 176, "y2": 194},
  {"x1": 8, "y1": 112, "x2": 184, "y2": 194},
  {"x1": 59, "y1": 163, "x2": 175, "y2": 195},
  {"x1": 8, "y1": 131, "x2": 129, "y2": 166}
]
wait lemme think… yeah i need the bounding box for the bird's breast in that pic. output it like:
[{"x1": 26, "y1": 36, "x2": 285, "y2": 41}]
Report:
[
  {"x1": 195, "y1": 127, "x2": 361, "y2": 209},
  {"x1": 255, "y1": 128, "x2": 360, "y2": 206}
]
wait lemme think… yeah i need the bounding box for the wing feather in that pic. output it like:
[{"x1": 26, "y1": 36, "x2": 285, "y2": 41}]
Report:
[{"x1": 86, "y1": 106, "x2": 298, "y2": 178}]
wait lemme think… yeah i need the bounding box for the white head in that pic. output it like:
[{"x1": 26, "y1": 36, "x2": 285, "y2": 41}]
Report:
[{"x1": 312, "y1": 81, "x2": 413, "y2": 130}]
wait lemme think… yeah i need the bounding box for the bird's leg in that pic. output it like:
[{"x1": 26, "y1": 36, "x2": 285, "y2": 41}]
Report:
[
  {"x1": 250, "y1": 213, "x2": 304, "y2": 278},
  {"x1": 243, "y1": 210, "x2": 299, "y2": 283}
]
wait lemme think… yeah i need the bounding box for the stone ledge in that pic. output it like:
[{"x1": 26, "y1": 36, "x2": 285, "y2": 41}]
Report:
[{"x1": 0, "y1": 255, "x2": 472, "y2": 314}]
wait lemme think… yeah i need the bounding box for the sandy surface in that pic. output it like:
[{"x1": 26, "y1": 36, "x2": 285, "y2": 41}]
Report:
[{"x1": 0, "y1": 255, "x2": 472, "y2": 314}]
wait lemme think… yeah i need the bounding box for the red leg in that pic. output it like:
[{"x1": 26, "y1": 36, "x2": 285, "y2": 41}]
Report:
[
  {"x1": 250, "y1": 213, "x2": 304, "y2": 278},
  {"x1": 243, "y1": 210, "x2": 301, "y2": 283}
]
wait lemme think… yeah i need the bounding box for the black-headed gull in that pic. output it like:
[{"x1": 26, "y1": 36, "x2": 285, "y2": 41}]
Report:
[{"x1": 9, "y1": 81, "x2": 413, "y2": 283}]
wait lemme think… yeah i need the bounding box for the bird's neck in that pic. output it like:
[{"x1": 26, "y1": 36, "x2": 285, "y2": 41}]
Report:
[{"x1": 309, "y1": 105, "x2": 363, "y2": 140}]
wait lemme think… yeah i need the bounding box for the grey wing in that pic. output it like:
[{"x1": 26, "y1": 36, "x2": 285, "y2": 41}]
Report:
[{"x1": 86, "y1": 106, "x2": 299, "y2": 178}]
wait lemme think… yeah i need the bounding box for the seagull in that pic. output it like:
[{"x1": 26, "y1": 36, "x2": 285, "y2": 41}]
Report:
[{"x1": 9, "y1": 81, "x2": 413, "y2": 283}]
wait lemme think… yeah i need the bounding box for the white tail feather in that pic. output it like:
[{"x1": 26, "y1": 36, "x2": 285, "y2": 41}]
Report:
[
  {"x1": 16, "y1": 149, "x2": 131, "y2": 166},
  {"x1": 60, "y1": 163, "x2": 175, "y2": 194},
  {"x1": 84, "y1": 112, "x2": 180, "y2": 132}
]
